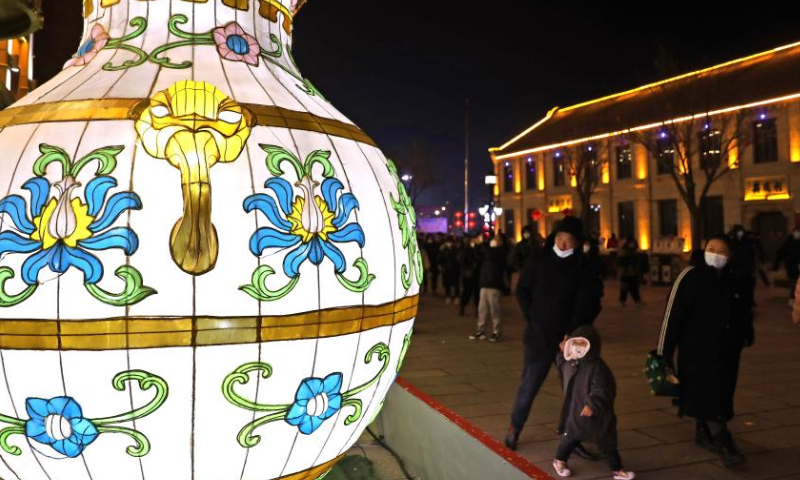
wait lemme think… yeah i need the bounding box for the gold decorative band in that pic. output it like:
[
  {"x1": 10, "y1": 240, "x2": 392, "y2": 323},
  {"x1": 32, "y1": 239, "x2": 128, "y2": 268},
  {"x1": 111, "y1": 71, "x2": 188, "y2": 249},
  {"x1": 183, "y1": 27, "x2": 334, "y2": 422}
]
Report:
[
  {"x1": 0, "y1": 296, "x2": 418, "y2": 351},
  {"x1": 281, "y1": 454, "x2": 343, "y2": 480},
  {"x1": 0, "y1": 99, "x2": 377, "y2": 147}
]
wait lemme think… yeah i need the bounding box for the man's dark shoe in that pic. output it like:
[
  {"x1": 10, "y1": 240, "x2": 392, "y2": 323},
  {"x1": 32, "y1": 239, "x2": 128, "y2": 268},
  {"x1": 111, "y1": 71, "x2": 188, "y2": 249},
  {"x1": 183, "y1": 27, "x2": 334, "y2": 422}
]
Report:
[
  {"x1": 695, "y1": 421, "x2": 720, "y2": 453},
  {"x1": 504, "y1": 426, "x2": 520, "y2": 451},
  {"x1": 573, "y1": 443, "x2": 603, "y2": 461},
  {"x1": 712, "y1": 430, "x2": 746, "y2": 467}
]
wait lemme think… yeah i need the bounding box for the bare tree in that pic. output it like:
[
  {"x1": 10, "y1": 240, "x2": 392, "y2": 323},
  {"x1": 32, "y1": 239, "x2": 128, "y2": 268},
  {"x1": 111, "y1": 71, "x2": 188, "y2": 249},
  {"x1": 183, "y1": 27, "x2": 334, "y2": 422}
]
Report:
[
  {"x1": 561, "y1": 143, "x2": 608, "y2": 228},
  {"x1": 393, "y1": 139, "x2": 439, "y2": 209},
  {"x1": 630, "y1": 98, "x2": 752, "y2": 250}
]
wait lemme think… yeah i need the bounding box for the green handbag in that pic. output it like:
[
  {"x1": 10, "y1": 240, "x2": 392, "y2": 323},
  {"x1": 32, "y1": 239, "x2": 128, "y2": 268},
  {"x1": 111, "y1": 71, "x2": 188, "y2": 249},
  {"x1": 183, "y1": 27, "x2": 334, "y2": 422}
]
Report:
[
  {"x1": 644, "y1": 266, "x2": 693, "y2": 397},
  {"x1": 644, "y1": 350, "x2": 680, "y2": 397}
]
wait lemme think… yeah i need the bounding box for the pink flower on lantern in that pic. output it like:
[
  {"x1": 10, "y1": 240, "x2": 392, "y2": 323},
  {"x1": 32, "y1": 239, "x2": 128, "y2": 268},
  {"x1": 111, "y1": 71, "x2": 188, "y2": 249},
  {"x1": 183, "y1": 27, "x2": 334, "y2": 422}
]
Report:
[
  {"x1": 212, "y1": 23, "x2": 260, "y2": 67},
  {"x1": 63, "y1": 24, "x2": 110, "y2": 69}
]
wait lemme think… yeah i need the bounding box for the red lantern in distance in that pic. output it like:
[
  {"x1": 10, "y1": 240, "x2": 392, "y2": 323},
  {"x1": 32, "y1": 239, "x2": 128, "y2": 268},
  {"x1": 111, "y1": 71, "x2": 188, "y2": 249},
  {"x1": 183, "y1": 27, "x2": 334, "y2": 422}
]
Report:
[{"x1": 531, "y1": 209, "x2": 542, "y2": 221}]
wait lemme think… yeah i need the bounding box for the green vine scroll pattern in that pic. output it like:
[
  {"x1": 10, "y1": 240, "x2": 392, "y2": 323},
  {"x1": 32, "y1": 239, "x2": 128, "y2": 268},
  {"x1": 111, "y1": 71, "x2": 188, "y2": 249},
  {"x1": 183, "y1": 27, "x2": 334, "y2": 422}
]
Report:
[
  {"x1": 88, "y1": 14, "x2": 324, "y2": 97},
  {"x1": 240, "y1": 145, "x2": 374, "y2": 301},
  {"x1": 387, "y1": 159, "x2": 424, "y2": 291},
  {"x1": 148, "y1": 14, "x2": 214, "y2": 69},
  {"x1": 0, "y1": 143, "x2": 156, "y2": 307},
  {"x1": 102, "y1": 17, "x2": 149, "y2": 71},
  {"x1": 0, "y1": 370, "x2": 167, "y2": 458},
  {"x1": 397, "y1": 330, "x2": 413, "y2": 374},
  {"x1": 223, "y1": 342, "x2": 391, "y2": 447}
]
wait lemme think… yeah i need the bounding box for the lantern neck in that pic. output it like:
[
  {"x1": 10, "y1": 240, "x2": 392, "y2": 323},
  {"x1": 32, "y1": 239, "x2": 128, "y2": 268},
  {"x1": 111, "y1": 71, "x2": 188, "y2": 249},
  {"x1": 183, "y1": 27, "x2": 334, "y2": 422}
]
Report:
[{"x1": 82, "y1": 0, "x2": 297, "y2": 48}]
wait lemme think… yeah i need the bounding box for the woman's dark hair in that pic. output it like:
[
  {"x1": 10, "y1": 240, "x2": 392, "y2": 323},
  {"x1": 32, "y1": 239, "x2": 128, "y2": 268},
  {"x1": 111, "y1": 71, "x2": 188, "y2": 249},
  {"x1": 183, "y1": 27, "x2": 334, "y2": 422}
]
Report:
[
  {"x1": 705, "y1": 234, "x2": 732, "y2": 252},
  {"x1": 691, "y1": 234, "x2": 733, "y2": 267}
]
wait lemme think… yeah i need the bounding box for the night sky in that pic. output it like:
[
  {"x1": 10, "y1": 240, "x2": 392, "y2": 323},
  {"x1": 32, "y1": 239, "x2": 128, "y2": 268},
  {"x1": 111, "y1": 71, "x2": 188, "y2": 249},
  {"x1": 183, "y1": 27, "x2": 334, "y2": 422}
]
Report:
[{"x1": 35, "y1": 1, "x2": 800, "y2": 210}]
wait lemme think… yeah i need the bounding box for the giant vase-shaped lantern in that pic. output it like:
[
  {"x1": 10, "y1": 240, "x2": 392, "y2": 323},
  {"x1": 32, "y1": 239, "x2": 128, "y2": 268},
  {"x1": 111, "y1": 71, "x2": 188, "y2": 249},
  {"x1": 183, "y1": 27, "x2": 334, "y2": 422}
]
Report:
[{"x1": 0, "y1": 1, "x2": 422, "y2": 479}]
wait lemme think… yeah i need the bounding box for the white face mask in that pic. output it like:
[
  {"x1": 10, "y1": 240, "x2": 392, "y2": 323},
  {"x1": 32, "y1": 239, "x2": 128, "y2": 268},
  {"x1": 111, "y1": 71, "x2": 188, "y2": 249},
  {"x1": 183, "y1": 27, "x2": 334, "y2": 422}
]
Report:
[
  {"x1": 564, "y1": 337, "x2": 591, "y2": 361},
  {"x1": 523, "y1": 233, "x2": 531, "y2": 240},
  {"x1": 736, "y1": 231, "x2": 744, "y2": 239},
  {"x1": 553, "y1": 245, "x2": 574, "y2": 258},
  {"x1": 583, "y1": 243, "x2": 591, "y2": 254},
  {"x1": 705, "y1": 251, "x2": 728, "y2": 269},
  {"x1": 489, "y1": 240, "x2": 498, "y2": 248},
  {"x1": 793, "y1": 232, "x2": 800, "y2": 240}
]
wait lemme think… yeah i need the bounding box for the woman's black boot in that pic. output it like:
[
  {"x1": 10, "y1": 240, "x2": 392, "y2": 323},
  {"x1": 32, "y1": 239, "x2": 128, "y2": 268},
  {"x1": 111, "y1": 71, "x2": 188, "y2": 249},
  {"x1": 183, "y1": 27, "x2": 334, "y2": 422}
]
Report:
[
  {"x1": 712, "y1": 430, "x2": 746, "y2": 467},
  {"x1": 695, "y1": 420, "x2": 719, "y2": 452}
]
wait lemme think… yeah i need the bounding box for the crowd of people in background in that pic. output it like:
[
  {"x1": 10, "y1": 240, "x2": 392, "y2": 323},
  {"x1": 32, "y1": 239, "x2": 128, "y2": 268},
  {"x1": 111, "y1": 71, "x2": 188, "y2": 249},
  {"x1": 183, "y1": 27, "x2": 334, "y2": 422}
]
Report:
[{"x1": 415, "y1": 219, "x2": 800, "y2": 478}]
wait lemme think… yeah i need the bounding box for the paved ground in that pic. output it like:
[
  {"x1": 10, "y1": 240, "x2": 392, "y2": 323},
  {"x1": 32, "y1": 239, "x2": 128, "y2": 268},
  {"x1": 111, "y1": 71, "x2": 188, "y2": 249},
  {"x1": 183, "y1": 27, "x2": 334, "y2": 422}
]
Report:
[{"x1": 399, "y1": 278, "x2": 800, "y2": 480}]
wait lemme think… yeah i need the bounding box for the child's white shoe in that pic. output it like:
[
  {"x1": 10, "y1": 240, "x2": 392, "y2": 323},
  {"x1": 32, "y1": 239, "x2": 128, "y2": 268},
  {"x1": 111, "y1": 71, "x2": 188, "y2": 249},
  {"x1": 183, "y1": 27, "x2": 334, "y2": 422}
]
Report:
[
  {"x1": 612, "y1": 470, "x2": 636, "y2": 480},
  {"x1": 552, "y1": 459, "x2": 572, "y2": 477}
]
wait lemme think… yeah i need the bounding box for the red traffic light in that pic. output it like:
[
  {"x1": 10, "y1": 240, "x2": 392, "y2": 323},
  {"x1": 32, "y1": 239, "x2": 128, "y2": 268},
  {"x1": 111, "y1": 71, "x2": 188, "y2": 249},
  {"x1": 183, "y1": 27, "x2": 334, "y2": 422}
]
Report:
[
  {"x1": 454, "y1": 211, "x2": 463, "y2": 219},
  {"x1": 468, "y1": 212, "x2": 476, "y2": 219},
  {"x1": 454, "y1": 220, "x2": 464, "y2": 228},
  {"x1": 468, "y1": 221, "x2": 477, "y2": 229}
]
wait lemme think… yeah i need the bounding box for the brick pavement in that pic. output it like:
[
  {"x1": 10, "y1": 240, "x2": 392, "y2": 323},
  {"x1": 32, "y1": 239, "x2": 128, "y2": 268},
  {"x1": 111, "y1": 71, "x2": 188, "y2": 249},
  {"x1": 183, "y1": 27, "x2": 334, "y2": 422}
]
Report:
[{"x1": 399, "y1": 280, "x2": 800, "y2": 480}]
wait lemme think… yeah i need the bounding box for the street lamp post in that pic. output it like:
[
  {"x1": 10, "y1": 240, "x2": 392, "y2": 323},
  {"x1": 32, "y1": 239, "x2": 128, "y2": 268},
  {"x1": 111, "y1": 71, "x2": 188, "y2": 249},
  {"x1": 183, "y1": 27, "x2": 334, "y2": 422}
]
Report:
[{"x1": 484, "y1": 172, "x2": 498, "y2": 235}]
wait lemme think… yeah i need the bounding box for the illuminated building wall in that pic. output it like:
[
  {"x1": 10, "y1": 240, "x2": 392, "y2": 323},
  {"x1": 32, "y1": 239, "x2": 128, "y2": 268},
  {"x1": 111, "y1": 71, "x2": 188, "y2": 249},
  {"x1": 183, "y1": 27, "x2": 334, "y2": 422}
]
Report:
[{"x1": 493, "y1": 40, "x2": 800, "y2": 255}]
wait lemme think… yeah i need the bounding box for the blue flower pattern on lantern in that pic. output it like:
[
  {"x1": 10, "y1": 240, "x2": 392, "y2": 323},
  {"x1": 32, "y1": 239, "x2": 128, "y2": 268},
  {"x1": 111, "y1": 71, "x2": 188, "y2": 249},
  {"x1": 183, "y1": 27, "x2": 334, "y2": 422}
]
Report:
[
  {"x1": 24, "y1": 397, "x2": 99, "y2": 458},
  {"x1": 0, "y1": 144, "x2": 155, "y2": 307},
  {"x1": 0, "y1": 175, "x2": 139, "y2": 286},
  {"x1": 240, "y1": 146, "x2": 375, "y2": 301},
  {"x1": 285, "y1": 373, "x2": 343, "y2": 435}
]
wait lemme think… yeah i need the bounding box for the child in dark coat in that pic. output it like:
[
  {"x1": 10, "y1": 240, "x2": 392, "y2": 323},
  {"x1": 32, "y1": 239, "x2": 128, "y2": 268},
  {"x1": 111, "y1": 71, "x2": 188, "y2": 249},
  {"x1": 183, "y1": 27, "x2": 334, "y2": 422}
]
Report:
[{"x1": 553, "y1": 325, "x2": 635, "y2": 479}]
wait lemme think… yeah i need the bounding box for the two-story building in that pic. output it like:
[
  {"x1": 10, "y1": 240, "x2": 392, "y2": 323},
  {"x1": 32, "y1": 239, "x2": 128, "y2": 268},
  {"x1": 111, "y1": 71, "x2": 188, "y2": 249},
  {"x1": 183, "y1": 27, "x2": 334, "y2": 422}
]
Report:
[{"x1": 490, "y1": 40, "x2": 800, "y2": 260}]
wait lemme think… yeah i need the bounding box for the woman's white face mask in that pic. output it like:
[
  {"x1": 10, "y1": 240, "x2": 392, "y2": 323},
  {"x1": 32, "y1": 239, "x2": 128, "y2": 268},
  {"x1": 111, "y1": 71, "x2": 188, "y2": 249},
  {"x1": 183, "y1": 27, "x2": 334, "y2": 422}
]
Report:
[
  {"x1": 553, "y1": 245, "x2": 574, "y2": 258},
  {"x1": 564, "y1": 337, "x2": 591, "y2": 360},
  {"x1": 705, "y1": 251, "x2": 728, "y2": 269},
  {"x1": 583, "y1": 243, "x2": 591, "y2": 254}
]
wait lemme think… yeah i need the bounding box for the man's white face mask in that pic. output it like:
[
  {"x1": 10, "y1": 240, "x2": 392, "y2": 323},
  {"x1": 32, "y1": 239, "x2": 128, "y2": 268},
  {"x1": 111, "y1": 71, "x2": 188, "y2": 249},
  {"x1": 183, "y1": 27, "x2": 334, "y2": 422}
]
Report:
[
  {"x1": 523, "y1": 232, "x2": 531, "y2": 240},
  {"x1": 583, "y1": 243, "x2": 591, "y2": 254},
  {"x1": 564, "y1": 337, "x2": 591, "y2": 361},
  {"x1": 553, "y1": 245, "x2": 574, "y2": 258}
]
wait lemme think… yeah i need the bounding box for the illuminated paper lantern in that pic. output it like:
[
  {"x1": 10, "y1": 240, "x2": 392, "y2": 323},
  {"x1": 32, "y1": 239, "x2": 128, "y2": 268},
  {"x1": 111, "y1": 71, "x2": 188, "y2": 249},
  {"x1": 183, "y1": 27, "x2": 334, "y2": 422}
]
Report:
[{"x1": 0, "y1": 1, "x2": 421, "y2": 479}]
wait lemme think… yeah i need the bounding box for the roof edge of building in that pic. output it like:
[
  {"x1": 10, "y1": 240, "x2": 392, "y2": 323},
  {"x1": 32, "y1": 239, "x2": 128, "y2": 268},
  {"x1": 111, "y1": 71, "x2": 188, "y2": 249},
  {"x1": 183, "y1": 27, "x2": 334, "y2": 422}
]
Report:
[{"x1": 491, "y1": 38, "x2": 800, "y2": 156}]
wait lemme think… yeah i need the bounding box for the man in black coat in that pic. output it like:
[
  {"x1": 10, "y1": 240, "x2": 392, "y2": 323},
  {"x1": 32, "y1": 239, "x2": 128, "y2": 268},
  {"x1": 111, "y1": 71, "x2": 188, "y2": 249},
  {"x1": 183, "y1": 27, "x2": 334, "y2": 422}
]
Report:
[
  {"x1": 505, "y1": 216, "x2": 601, "y2": 450},
  {"x1": 772, "y1": 228, "x2": 800, "y2": 302},
  {"x1": 729, "y1": 225, "x2": 758, "y2": 306}
]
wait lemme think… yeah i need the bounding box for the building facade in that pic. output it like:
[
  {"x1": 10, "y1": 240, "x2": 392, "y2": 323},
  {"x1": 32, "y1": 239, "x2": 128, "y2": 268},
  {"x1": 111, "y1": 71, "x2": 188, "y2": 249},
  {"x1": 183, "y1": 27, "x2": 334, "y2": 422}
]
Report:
[{"x1": 491, "y1": 40, "x2": 800, "y2": 260}]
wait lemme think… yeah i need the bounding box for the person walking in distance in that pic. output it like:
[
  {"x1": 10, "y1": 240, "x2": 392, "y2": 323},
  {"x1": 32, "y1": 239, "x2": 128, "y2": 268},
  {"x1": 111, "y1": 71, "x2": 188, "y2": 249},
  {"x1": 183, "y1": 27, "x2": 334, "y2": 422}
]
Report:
[
  {"x1": 505, "y1": 216, "x2": 601, "y2": 451},
  {"x1": 772, "y1": 227, "x2": 800, "y2": 305},
  {"x1": 660, "y1": 235, "x2": 754, "y2": 467},
  {"x1": 469, "y1": 234, "x2": 506, "y2": 342},
  {"x1": 618, "y1": 238, "x2": 643, "y2": 307},
  {"x1": 458, "y1": 235, "x2": 482, "y2": 316}
]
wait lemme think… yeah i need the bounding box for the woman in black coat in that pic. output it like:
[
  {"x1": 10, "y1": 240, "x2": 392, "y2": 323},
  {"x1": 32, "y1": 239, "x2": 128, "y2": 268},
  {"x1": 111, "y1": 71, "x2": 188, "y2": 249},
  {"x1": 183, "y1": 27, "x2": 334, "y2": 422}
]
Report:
[{"x1": 660, "y1": 235, "x2": 754, "y2": 467}]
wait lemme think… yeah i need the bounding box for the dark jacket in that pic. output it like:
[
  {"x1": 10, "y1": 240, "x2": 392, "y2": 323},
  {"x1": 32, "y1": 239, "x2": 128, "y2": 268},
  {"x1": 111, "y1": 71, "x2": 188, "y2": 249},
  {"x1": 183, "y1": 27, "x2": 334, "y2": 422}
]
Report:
[
  {"x1": 479, "y1": 244, "x2": 506, "y2": 290},
  {"x1": 617, "y1": 244, "x2": 640, "y2": 278},
  {"x1": 661, "y1": 263, "x2": 754, "y2": 422},
  {"x1": 730, "y1": 235, "x2": 758, "y2": 279},
  {"x1": 556, "y1": 326, "x2": 618, "y2": 451},
  {"x1": 512, "y1": 238, "x2": 539, "y2": 271},
  {"x1": 439, "y1": 244, "x2": 460, "y2": 280},
  {"x1": 773, "y1": 235, "x2": 800, "y2": 279},
  {"x1": 516, "y1": 247, "x2": 600, "y2": 362},
  {"x1": 458, "y1": 244, "x2": 482, "y2": 279}
]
